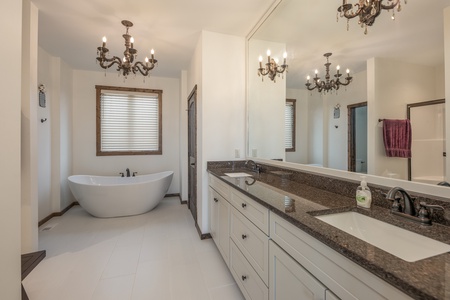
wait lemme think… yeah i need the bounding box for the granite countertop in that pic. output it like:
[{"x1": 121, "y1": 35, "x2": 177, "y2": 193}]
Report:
[{"x1": 208, "y1": 167, "x2": 450, "y2": 300}]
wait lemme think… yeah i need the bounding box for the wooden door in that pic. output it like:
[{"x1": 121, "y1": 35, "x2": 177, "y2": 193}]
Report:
[{"x1": 187, "y1": 85, "x2": 197, "y2": 221}]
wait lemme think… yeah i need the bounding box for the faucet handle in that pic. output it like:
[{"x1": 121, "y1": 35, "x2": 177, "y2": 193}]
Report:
[
  {"x1": 418, "y1": 202, "x2": 444, "y2": 225},
  {"x1": 387, "y1": 196, "x2": 402, "y2": 212},
  {"x1": 132, "y1": 172, "x2": 138, "y2": 177},
  {"x1": 119, "y1": 172, "x2": 124, "y2": 177},
  {"x1": 419, "y1": 202, "x2": 444, "y2": 212}
]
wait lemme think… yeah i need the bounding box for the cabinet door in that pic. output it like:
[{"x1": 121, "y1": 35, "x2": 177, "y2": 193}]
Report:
[
  {"x1": 269, "y1": 241, "x2": 326, "y2": 300},
  {"x1": 217, "y1": 195, "x2": 230, "y2": 265},
  {"x1": 209, "y1": 187, "x2": 219, "y2": 242}
]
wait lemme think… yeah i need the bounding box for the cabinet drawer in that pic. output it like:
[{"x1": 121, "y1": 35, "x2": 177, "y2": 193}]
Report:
[
  {"x1": 230, "y1": 189, "x2": 269, "y2": 235},
  {"x1": 209, "y1": 174, "x2": 230, "y2": 199},
  {"x1": 230, "y1": 207, "x2": 269, "y2": 285},
  {"x1": 230, "y1": 240, "x2": 268, "y2": 300},
  {"x1": 269, "y1": 241, "x2": 326, "y2": 300}
]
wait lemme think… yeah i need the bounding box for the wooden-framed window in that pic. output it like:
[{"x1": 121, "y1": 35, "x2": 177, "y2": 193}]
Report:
[
  {"x1": 95, "y1": 85, "x2": 162, "y2": 156},
  {"x1": 285, "y1": 99, "x2": 296, "y2": 152}
]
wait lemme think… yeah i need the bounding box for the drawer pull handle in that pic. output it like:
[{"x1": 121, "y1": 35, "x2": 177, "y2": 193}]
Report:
[
  {"x1": 242, "y1": 234, "x2": 247, "y2": 239},
  {"x1": 241, "y1": 203, "x2": 247, "y2": 208},
  {"x1": 214, "y1": 197, "x2": 218, "y2": 203},
  {"x1": 241, "y1": 275, "x2": 247, "y2": 281}
]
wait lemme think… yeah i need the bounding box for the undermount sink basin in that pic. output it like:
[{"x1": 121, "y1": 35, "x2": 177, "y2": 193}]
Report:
[
  {"x1": 224, "y1": 172, "x2": 253, "y2": 178},
  {"x1": 316, "y1": 211, "x2": 450, "y2": 262}
]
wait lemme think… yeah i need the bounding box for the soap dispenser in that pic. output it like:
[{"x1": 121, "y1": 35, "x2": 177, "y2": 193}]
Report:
[{"x1": 356, "y1": 176, "x2": 372, "y2": 208}]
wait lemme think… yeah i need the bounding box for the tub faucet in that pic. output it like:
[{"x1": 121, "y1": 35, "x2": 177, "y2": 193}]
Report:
[{"x1": 126, "y1": 168, "x2": 130, "y2": 177}]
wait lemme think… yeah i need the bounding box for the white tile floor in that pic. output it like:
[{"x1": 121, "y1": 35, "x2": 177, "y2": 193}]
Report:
[{"x1": 22, "y1": 197, "x2": 244, "y2": 300}]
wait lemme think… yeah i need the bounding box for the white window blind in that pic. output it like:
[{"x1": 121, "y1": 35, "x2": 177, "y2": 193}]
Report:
[
  {"x1": 285, "y1": 101, "x2": 294, "y2": 149},
  {"x1": 100, "y1": 92, "x2": 159, "y2": 152}
]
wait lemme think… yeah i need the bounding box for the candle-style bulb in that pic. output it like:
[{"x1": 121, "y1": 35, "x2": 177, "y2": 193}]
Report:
[
  {"x1": 151, "y1": 49, "x2": 155, "y2": 55},
  {"x1": 267, "y1": 49, "x2": 271, "y2": 56},
  {"x1": 346, "y1": 68, "x2": 350, "y2": 74},
  {"x1": 307, "y1": 75, "x2": 310, "y2": 80},
  {"x1": 259, "y1": 55, "x2": 263, "y2": 62},
  {"x1": 102, "y1": 36, "x2": 107, "y2": 47},
  {"x1": 145, "y1": 57, "x2": 149, "y2": 63},
  {"x1": 336, "y1": 65, "x2": 340, "y2": 70},
  {"x1": 130, "y1": 37, "x2": 134, "y2": 48},
  {"x1": 315, "y1": 69, "x2": 318, "y2": 74},
  {"x1": 283, "y1": 52, "x2": 287, "y2": 59}
]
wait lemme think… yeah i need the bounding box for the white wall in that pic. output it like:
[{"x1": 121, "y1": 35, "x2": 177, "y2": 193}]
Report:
[
  {"x1": 0, "y1": 0, "x2": 23, "y2": 297},
  {"x1": 190, "y1": 31, "x2": 247, "y2": 234},
  {"x1": 38, "y1": 48, "x2": 74, "y2": 220},
  {"x1": 72, "y1": 70, "x2": 181, "y2": 194},
  {"x1": 368, "y1": 58, "x2": 440, "y2": 180},
  {"x1": 248, "y1": 39, "x2": 286, "y2": 160},
  {"x1": 179, "y1": 70, "x2": 189, "y2": 201},
  {"x1": 21, "y1": 0, "x2": 39, "y2": 253},
  {"x1": 325, "y1": 71, "x2": 367, "y2": 171}
]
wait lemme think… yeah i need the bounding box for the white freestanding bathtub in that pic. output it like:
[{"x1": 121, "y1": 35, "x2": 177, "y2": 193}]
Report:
[{"x1": 68, "y1": 171, "x2": 173, "y2": 218}]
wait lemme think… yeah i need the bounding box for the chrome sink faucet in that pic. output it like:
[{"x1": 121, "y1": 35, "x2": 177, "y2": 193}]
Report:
[
  {"x1": 245, "y1": 160, "x2": 260, "y2": 173},
  {"x1": 385, "y1": 187, "x2": 444, "y2": 225}
]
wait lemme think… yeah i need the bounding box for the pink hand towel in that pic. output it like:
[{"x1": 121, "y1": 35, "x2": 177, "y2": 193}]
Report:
[{"x1": 382, "y1": 119, "x2": 412, "y2": 158}]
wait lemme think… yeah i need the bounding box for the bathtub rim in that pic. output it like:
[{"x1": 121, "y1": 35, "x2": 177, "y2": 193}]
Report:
[{"x1": 68, "y1": 170, "x2": 174, "y2": 187}]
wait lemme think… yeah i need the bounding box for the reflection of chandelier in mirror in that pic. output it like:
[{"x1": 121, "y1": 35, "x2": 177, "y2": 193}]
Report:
[
  {"x1": 96, "y1": 20, "x2": 158, "y2": 78},
  {"x1": 305, "y1": 53, "x2": 352, "y2": 94},
  {"x1": 337, "y1": 0, "x2": 406, "y2": 34},
  {"x1": 257, "y1": 50, "x2": 288, "y2": 82}
]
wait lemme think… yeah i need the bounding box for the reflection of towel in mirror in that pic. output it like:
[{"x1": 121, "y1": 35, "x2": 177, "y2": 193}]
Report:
[{"x1": 382, "y1": 119, "x2": 411, "y2": 158}]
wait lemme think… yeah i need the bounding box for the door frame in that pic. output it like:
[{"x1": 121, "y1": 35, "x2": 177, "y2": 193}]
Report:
[
  {"x1": 187, "y1": 85, "x2": 198, "y2": 222},
  {"x1": 347, "y1": 102, "x2": 367, "y2": 172}
]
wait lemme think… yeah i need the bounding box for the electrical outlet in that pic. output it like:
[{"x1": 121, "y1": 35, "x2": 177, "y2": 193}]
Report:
[
  {"x1": 252, "y1": 149, "x2": 257, "y2": 157},
  {"x1": 235, "y1": 149, "x2": 240, "y2": 158}
]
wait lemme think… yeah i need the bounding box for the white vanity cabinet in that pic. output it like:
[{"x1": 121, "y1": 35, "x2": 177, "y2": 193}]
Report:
[
  {"x1": 208, "y1": 175, "x2": 231, "y2": 265},
  {"x1": 270, "y1": 212, "x2": 412, "y2": 300},
  {"x1": 208, "y1": 173, "x2": 412, "y2": 300},
  {"x1": 269, "y1": 240, "x2": 329, "y2": 300}
]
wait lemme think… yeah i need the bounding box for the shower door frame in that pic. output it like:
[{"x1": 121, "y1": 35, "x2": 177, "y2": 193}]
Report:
[{"x1": 407, "y1": 98, "x2": 445, "y2": 181}]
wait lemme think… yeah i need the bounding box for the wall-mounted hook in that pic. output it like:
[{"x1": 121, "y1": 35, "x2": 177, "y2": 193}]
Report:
[{"x1": 41, "y1": 118, "x2": 47, "y2": 123}]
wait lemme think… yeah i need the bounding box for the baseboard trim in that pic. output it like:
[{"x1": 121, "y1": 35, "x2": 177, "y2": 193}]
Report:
[
  {"x1": 38, "y1": 202, "x2": 79, "y2": 227},
  {"x1": 195, "y1": 221, "x2": 212, "y2": 240},
  {"x1": 165, "y1": 193, "x2": 187, "y2": 205}
]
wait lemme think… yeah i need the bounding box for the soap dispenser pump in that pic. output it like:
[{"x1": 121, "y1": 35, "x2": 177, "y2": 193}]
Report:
[{"x1": 356, "y1": 176, "x2": 372, "y2": 208}]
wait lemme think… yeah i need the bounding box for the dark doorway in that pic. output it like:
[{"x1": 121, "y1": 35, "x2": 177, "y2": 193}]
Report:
[
  {"x1": 187, "y1": 85, "x2": 197, "y2": 222},
  {"x1": 348, "y1": 102, "x2": 368, "y2": 173}
]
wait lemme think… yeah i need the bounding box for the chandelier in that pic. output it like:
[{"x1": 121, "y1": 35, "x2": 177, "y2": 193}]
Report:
[
  {"x1": 96, "y1": 20, "x2": 157, "y2": 78},
  {"x1": 305, "y1": 53, "x2": 352, "y2": 93},
  {"x1": 337, "y1": 0, "x2": 406, "y2": 34},
  {"x1": 257, "y1": 50, "x2": 288, "y2": 82}
]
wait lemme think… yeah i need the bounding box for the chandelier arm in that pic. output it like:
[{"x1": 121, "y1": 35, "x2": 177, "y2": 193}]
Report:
[
  {"x1": 133, "y1": 62, "x2": 155, "y2": 76},
  {"x1": 380, "y1": 0, "x2": 400, "y2": 10},
  {"x1": 258, "y1": 68, "x2": 271, "y2": 76},
  {"x1": 342, "y1": 3, "x2": 363, "y2": 19},
  {"x1": 97, "y1": 56, "x2": 123, "y2": 70}
]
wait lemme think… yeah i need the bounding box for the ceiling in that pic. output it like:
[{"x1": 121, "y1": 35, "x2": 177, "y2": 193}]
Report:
[
  {"x1": 31, "y1": 0, "x2": 277, "y2": 78},
  {"x1": 31, "y1": 0, "x2": 450, "y2": 84},
  {"x1": 250, "y1": 0, "x2": 450, "y2": 89}
]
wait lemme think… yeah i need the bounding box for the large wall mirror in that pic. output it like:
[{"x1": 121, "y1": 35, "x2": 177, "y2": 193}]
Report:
[{"x1": 247, "y1": 0, "x2": 450, "y2": 195}]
